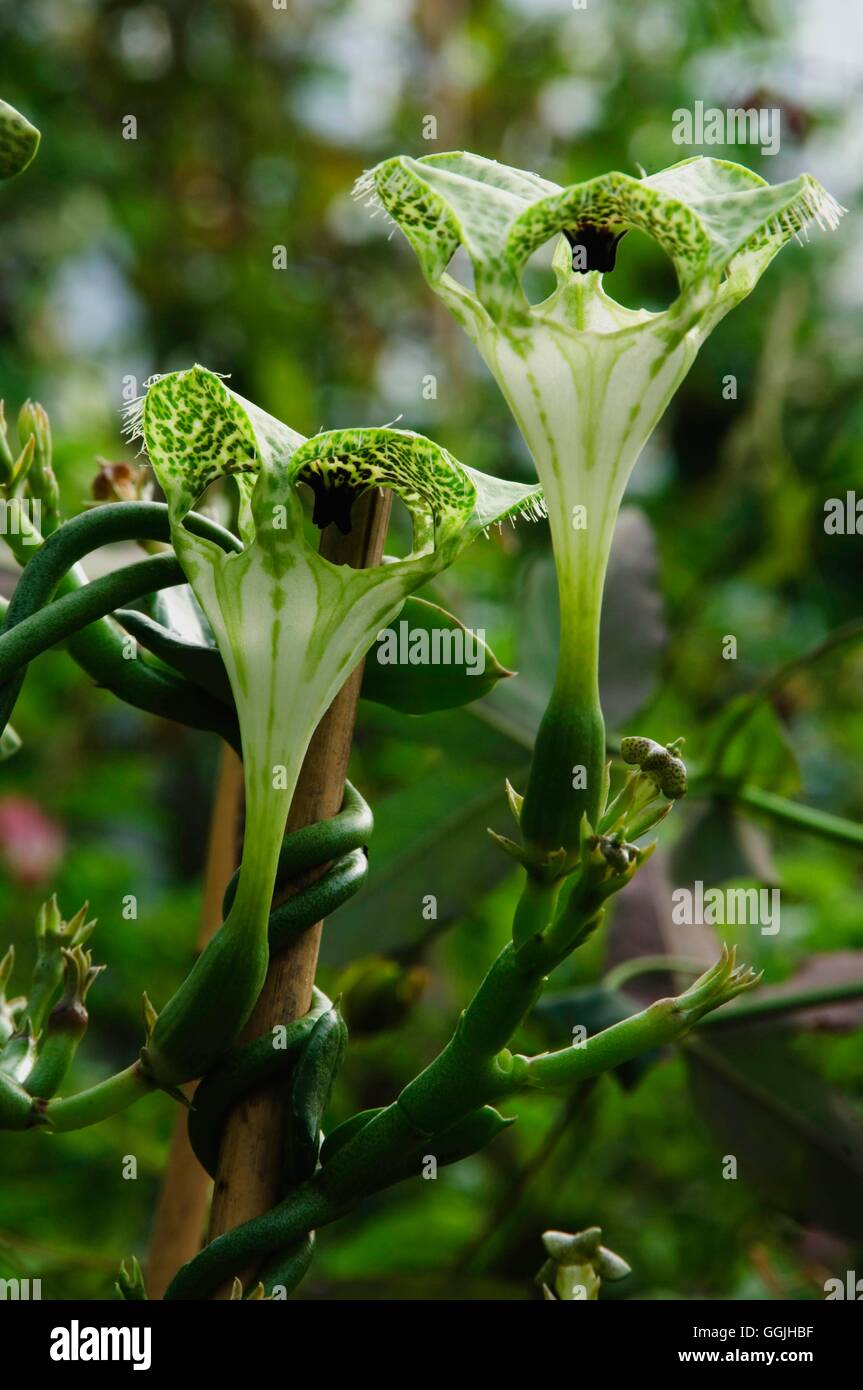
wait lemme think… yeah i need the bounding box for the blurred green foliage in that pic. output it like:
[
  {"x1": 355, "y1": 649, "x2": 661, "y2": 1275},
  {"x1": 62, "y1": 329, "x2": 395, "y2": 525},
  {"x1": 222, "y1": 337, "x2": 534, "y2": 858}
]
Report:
[{"x1": 0, "y1": 0, "x2": 862, "y2": 1300}]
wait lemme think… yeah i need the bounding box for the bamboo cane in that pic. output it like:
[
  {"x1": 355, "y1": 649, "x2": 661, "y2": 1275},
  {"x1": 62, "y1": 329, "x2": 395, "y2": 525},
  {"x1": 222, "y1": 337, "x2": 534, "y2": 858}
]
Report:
[{"x1": 205, "y1": 488, "x2": 392, "y2": 1295}]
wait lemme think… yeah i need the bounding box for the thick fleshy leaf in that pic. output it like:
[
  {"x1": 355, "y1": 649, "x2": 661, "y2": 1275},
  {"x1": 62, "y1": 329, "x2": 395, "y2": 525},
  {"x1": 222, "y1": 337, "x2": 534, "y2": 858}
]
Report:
[
  {"x1": 0, "y1": 99, "x2": 40, "y2": 180},
  {"x1": 115, "y1": 606, "x2": 232, "y2": 706},
  {"x1": 360, "y1": 596, "x2": 512, "y2": 713},
  {"x1": 117, "y1": 589, "x2": 513, "y2": 717}
]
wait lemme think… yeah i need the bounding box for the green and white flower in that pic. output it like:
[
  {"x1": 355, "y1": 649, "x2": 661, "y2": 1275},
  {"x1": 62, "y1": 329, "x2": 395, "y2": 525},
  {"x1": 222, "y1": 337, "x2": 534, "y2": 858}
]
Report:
[
  {"x1": 128, "y1": 365, "x2": 541, "y2": 1082},
  {"x1": 357, "y1": 152, "x2": 842, "y2": 858}
]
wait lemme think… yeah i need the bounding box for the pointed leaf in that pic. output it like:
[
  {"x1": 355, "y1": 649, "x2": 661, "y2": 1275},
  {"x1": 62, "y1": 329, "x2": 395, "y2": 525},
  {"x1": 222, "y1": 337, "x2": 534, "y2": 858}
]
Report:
[
  {"x1": 361, "y1": 596, "x2": 512, "y2": 713},
  {"x1": 0, "y1": 99, "x2": 40, "y2": 180}
]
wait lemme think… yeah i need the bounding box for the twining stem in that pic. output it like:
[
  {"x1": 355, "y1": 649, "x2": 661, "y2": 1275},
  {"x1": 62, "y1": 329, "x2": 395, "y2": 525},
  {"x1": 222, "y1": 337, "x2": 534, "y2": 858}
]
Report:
[
  {"x1": 728, "y1": 786, "x2": 863, "y2": 850},
  {"x1": 42, "y1": 1062, "x2": 155, "y2": 1131},
  {"x1": 205, "y1": 488, "x2": 392, "y2": 1297},
  {"x1": 146, "y1": 745, "x2": 245, "y2": 1300}
]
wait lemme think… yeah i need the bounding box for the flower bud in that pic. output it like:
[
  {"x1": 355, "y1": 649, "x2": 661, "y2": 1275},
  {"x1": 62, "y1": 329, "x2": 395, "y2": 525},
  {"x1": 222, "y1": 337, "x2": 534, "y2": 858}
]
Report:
[
  {"x1": 537, "y1": 1226, "x2": 630, "y2": 1300},
  {"x1": 116, "y1": 1256, "x2": 147, "y2": 1301},
  {"x1": 18, "y1": 400, "x2": 59, "y2": 532},
  {"x1": 28, "y1": 897, "x2": 95, "y2": 1035},
  {"x1": 26, "y1": 945, "x2": 103, "y2": 1099},
  {"x1": 0, "y1": 99, "x2": 41, "y2": 180},
  {"x1": 620, "y1": 736, "x2": 658, "y2": 766},
  {"x1": 0, "y1": 945, "x2": 24, "y2": 1045},
  {"x1": 91, "y1": 458, "x2": 153, "y2": 504}
]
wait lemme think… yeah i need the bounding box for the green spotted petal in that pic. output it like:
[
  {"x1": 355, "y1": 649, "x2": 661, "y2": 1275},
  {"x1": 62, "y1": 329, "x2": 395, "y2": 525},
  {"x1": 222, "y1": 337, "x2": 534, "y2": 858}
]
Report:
[
  {"x1": 360, "y1": 151, "x2": 842, "y2": 321},
  {"x1": 0, "y1": 99, "x2": 40, "y2": 181},
  {"x1": 132, "y1": 365, "x2": 305, "y2": 528},
  {"x1": 644, "y1": 157, "x2": 843, "y2": 287},
  {"x1": 289, "y1": 426, "x2": 543, "y2": 559}
]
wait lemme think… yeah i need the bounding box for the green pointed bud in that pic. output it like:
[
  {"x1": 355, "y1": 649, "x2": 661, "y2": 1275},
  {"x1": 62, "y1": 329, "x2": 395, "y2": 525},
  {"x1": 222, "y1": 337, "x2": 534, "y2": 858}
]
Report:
[
  {"x1": 0, "y1": 945, "x2": 13, "y2": 988},
  {"x1": 142, "y1": 991, "x2": 158, "y2": 1040},
  {"x1": 0, "y1": 1017, "x2": 37, "y2": 1082},
  {"x1": 625, "y1": 799, "x2": 673, "y2": 841},
  {"x1": 9, "y1": 433, "x2": 34, "y2": 487},
  {"x1": 17, "y1": 400, "x2": 50, "y2": 461},
  {"x1": 505, "y1": 779, "x2": 523, "y2": 824},
  {"x1": 0, "y1": 723, "x2": 22, "y2": 762},
  {"x1": 115, "y1": 1256, "x2": 148, "y2": 1301},
  {"x1": 597, "y1": 1245, "x2": 632, "y2": 1281},
  {"x1": 487, "y1": 827, "x2": 532, "y2": 866},
  {"x1": 18, "y1": 400, "x2": 59, "y2": 533},
  {"x1": 0, "y1": 99, "x2": 40, "y2": 180},
  {"x1": 26, "y1": 945, "x2": 103, "y2": 1099},
  {"x1": 29, "y1": 898, "x2": 95, "y2": 1034},
  {"x1": 0, "y1": 401, "x2": 17, "y2": 486}
]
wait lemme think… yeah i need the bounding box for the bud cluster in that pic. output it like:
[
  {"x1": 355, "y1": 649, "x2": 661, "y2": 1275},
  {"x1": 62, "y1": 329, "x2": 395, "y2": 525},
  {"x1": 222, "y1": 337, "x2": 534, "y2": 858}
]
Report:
[{"x1": 537, "y1": 1226, "x2": 631, "y2": 1301}]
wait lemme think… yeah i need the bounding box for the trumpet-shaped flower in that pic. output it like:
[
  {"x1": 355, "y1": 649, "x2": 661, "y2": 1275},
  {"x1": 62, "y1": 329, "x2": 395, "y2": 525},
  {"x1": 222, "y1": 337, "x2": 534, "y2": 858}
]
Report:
[
  {"x1": 357, "y1": 152, "x2": 842, "y2": 857},
  {"x1": 128, "y1": 366, "x2": 541, "y2": 1081}
]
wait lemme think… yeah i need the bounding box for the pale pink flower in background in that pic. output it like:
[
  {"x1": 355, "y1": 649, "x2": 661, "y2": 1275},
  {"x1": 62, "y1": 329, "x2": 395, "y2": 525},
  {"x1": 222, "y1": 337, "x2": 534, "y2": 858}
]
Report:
[{"x1": 0, "y1": 796, "x2": 65, "y2": 886}]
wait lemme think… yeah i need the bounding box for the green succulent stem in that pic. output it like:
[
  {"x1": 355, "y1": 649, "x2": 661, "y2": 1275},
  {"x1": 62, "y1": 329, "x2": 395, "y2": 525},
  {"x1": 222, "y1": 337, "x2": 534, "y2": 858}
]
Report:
[
  {"x1": 41, "y1": 1061, "x2": 156, "y2": 1132},
  {"x1": 0, "y1": 501, "x2": 242, "y2": 748}
]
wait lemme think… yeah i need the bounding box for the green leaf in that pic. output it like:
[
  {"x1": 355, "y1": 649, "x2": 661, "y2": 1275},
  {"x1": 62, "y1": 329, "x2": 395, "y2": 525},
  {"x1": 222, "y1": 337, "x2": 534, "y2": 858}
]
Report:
[
  {"x1": 687, "y1": 1029, "x2": 863, "y2": 1242},
  {"x1": 319, "y1": 760, "x2": 528, "y2": 966},
  {"x1": 115, "y1": 605, "x2": 232, "y2": 707},
  {"x1": 0, "y1": 99, "x2": 40, "y2": 181},
  {"x1": 670, "y1": 801, "x2": 777, "y2": 890},
  {"x1": 700, "y1": 697, "x2": 801, "y2": 796},
  {"x1": 360, "y1": 596, "x2": 512, "y2": 714}
]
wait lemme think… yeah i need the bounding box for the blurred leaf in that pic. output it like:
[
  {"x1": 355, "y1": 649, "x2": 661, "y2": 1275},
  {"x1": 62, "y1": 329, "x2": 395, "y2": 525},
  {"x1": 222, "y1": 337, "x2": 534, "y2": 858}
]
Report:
[
  {"x1": 687, "y1": 1029, "x2": 863, "y2": 1241},
  {"x1": 671, "y1": 801, "x2": 777, "y2": 888},
  {"x1": 361, "y1": 597, "x2": 512, "y2": 714},
  {"x1": 479, "y1": 507, "x2": 667, "y2": 744},
  {"x1": 320, "y1": 763, "x2": 527, "y2": 966},
  {"x1": 700, "y1": 699, "x2": 801, "y2": 796},
  {"x1": 760, "y1": 953, "x2": 863, "y2": 1032}
]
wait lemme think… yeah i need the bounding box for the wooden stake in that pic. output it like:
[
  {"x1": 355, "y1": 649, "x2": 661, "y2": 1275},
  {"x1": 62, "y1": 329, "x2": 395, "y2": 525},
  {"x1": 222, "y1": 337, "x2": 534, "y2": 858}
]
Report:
[
  {"x1": 206, "y1": 488, "x2": 392, "y2": 1295},
  {"x1": 145, "y1": 745, "x2": 244, "y2": 1299}
]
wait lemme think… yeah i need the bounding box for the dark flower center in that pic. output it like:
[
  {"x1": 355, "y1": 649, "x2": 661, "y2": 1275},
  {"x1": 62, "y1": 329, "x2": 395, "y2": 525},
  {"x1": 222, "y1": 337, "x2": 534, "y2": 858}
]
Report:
[
  {"x1": 563, "y1": 224, "x2": 627, "y2": 273},
  {"x1": 302, "y1": 469, "x2": 360, "y2": 535}
]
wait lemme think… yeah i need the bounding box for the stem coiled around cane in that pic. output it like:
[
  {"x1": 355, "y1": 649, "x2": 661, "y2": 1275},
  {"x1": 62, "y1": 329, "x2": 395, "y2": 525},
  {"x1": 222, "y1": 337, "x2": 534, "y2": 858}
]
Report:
[{"x1": 166, "y1": 780, "x2": 371, "y2": 1300}]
